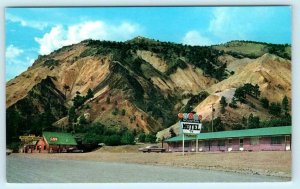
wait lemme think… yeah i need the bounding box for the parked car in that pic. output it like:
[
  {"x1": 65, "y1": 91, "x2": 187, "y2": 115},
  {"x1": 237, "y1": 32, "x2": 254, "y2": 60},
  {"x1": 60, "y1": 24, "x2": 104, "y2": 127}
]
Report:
[
  {"x1": 138, "y1": 145, "x2": 166, "y2": 153},
  {"x1": 6, "y1": 149, "x2": 13, "y2": 155},
  {"x1": 67, "y1": 147, "x2": 84, "y2": 153},
  {"x1": 72, "y1": 149, "x2": 84, "y2": 153}
]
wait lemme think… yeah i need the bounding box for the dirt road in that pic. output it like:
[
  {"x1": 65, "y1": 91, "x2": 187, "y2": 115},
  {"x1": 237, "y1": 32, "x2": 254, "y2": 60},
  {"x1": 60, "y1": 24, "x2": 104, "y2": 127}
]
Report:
[{"x1": 6, "y1": 154, "x2": 289, "y2": 183}]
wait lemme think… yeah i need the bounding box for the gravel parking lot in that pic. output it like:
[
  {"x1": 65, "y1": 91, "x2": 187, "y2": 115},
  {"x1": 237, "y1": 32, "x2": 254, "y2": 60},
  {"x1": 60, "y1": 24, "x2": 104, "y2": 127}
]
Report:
[
  {"x1": 6, "y1": 154, "x2": 289, "y2": 183},
  {"x1": 17, "y1": 147, "x2": 290, "y2": 177}
]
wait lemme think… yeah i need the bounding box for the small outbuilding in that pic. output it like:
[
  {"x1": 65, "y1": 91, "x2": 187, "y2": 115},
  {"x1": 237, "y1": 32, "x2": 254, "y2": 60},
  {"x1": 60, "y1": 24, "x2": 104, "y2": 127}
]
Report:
[{"x1": 165, "y1": 126, "x2": 291, "y2": 152}]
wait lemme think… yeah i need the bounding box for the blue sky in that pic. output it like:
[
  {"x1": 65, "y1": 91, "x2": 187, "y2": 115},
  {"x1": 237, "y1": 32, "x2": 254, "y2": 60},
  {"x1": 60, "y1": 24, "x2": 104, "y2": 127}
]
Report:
[{"x1": 5, "y1": 6, "x2": 291, "y2": 81}]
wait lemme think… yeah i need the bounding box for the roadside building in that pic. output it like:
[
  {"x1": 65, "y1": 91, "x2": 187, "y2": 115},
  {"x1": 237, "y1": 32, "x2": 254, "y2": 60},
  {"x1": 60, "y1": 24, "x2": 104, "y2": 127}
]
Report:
[
  {"x1": 42, "y1": 132, "x2": 77, "y2": 153},
  {"x1": 165, "y1": 126, "x2": 291, "y2": 152},
  {"x1": 19, "y1": 135, "x2": 42, "y2": 153}
]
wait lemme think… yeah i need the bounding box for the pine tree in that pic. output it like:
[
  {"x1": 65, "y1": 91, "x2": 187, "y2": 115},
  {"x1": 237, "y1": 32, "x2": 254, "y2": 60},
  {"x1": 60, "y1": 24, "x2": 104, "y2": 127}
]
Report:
[
  {"x1": 220, "y1": 96, "x2": 228, "y2": 114},
  {"x1": 269, "y1": 102, "x2": 282, "y2": 116},
  {"x1": 254, "y1": 84, "x2": 260, "y2": 98},
  {"x1": 248, "y1": 113, "x2": 260, "y2": 129},
  {"x1": 68, "y1": 106, "x2": 76, "y2": 123},
  {"x1": 234, "y1": 87, "x2": 246, "y2": 103},
  {"x1": 169, "y1": 128, "x2": 177, "y2": 137},
  {"x1": 229, "y1": 97, "x2": 238, "y2": 108},
  {"x1": 86, "y1": 88, "x2": 94, "y2": 99},
  {"x1": 260, "y1": 97, "x2": 269, "y2": 109},
  {"x1": 282, "y1": 95, "x2": 289, "y2": 115}
]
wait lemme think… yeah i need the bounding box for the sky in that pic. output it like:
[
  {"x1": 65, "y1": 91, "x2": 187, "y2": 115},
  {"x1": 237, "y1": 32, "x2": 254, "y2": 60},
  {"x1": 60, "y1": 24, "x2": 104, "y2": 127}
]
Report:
[{"x1": 5, "y1": 6, "x2": 291, "y2": 81}]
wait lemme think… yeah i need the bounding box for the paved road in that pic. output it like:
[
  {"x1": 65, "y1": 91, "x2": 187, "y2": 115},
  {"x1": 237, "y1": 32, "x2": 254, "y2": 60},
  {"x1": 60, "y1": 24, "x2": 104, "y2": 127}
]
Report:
[{"x1": 6, "y1": 154, "x2": 289, "y2": 183}]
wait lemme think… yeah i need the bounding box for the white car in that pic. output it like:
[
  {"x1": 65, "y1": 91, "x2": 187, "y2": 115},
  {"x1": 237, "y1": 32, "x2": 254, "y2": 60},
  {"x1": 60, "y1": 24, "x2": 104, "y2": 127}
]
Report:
[
  {"x1": 6, "y1": 149, "x2": 13, "y2": 155},
  {"x1": 138, "y1": 145, "x2": 166, "y2": 153}
]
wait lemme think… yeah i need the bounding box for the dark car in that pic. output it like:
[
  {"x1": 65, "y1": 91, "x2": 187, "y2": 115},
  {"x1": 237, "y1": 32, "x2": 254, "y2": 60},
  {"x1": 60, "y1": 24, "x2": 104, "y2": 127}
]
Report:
[{"x1": 138, "y1": 145, "x2": 166, "y2": 153}]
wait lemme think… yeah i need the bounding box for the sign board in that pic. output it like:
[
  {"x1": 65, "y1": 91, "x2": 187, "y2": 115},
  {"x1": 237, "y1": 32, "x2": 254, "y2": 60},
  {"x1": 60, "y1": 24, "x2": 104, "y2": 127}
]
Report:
[
  {"x1": 19, "y1": 135, "x2": 42, "y2": 141},
  {"x1": 178, "y1": 112, "x2": 203, "y2": 155},
  {"x1": 50, "y1": 137, "x2": 58, "y2": 142},
  {"x1": 180, "y1": 122, "x2": 202, "y2": 134},
  {"x1": 178, "y1": 112, "x2": 202, "y2": 134}
]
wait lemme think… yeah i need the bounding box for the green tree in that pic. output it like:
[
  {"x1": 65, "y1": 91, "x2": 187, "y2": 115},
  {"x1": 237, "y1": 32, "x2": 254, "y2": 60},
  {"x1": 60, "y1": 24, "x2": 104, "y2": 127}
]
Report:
[
  {"x1": 79, "y1": 115, "x2": 88, "y2": 125},
  {"x1": 260, "y1": 97, "x2": 269, "y2": 109},
  {"x1": 6, "y1": 108, "x2": 21, "y2": 144},
  {"x1": 121, "y1": 109, "x2": 126, "y2": 116},
  {"x1": 220, "y1": 96, "x2": 228, "y2": 114},
  {"x1": 68, "y1": 106, "x2": 77, "y2": 123},
  {"x1": 41, "y1": 105, "x2": 56, "y2": 131},
  {"x1": 138, "y1": 133, "x2": 146, "y2": 142},
  {"x1": 248, "y1": 113, "x2": 260, "y2": 129},
  {"x1": 73, "y1": 94, "x2": 85, "y2": 108},
  {"x1": 169, "y1": 128, "x2": 177, "y2": 137},
  {"x1": 145, "y1": 133, "x2": 157, "y2": 143},
  {"x1": 234, "y1": 87, "x2": 246, "y2": 103},
  {"x1": 253, "y1": 84, "x2": 260, "y2": 98},
  {"x1": 243, "y1": 83, "x2": 253, "y2": 95},
  {"x1": 229, "y1": 97, "x2": 238, "y2": 108},
  {"x1": 104, "y1": 134, "x2": 121, "y2": 146},
  {"x1": 112, "y1": 108, "x2": 119, "y2": 115},
  {"x1": 269, "y1": 102, "x2": 282, "y2": 116},
  {"x1": 121, "y1": 131, "x2": 135, "y2": 145},
  {"x1": 83, "y1": 132, "x2": 102, "y2": 145},
  {"x1": 242, "y1": 116, "x2": 247, "y2": 127},
  {"x1": 213, "y1": 117, "x2": 225, "y2": 132},
  {"x1": 282, "y1": 95, "x2": 289, "y2": 115},
  {"x1": 86, "y1": 88, "x2": 94, "y2": 99}
]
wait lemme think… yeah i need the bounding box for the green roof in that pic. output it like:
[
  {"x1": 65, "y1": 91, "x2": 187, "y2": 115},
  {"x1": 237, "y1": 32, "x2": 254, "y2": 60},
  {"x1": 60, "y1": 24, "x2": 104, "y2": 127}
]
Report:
[
  {"x1": 43, "y1": 132, "x2": 77, "y2": 145},
  {"x1": 165, "y1": 126, "x2": 291, "y2": 142}
]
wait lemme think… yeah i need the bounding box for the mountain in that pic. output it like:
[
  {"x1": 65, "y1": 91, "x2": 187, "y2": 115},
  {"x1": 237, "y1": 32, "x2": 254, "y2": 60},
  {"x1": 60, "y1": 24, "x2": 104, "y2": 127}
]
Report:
[{"x1": 6, "y1": 37, "x2": 291, "y2": 145}]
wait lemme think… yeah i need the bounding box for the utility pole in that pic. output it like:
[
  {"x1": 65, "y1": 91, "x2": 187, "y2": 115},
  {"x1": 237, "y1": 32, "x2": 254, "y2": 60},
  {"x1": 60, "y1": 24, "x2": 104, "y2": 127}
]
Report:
[{"x1": 211, "y1": 103, "x2": 215, "y2": 132}]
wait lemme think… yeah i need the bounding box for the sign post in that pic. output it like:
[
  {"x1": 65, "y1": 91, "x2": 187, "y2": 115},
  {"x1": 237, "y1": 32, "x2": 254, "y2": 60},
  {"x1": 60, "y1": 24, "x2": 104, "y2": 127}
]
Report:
[
  {"x1": 182, "y1": 133, "x2": 185, "y2": 156},
  {"x1": 196, "y1": 135, "x2": 199, "y2": 153},
  {"x1": 178, "y1": 112, "x2": 202, "y2": 156}
]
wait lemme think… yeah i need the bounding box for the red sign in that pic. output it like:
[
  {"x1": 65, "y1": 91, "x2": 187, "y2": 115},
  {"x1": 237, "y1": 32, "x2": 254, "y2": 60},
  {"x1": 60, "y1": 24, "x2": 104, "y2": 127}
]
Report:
[
  {"x1": 178, "y1": 113, "x2": 183, "y2": 119},
  {"x1": 188, "y1": 113, "x2": 194, "y2": 119}
]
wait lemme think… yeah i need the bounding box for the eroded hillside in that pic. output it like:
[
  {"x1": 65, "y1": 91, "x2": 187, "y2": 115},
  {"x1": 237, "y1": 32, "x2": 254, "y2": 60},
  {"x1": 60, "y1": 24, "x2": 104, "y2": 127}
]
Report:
[{"x1": 6, "y1": 37, "x2": 291, "y2": 144}]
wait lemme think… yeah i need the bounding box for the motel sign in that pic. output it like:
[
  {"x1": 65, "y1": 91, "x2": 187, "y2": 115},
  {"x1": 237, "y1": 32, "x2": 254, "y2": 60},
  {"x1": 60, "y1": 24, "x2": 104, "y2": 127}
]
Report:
[{"x1": 178, "y1": 112, "x2": 202, "y2": 134}]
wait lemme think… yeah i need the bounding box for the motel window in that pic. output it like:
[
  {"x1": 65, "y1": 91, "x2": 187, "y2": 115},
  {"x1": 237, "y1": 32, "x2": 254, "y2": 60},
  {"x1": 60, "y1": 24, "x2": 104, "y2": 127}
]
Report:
[
  {"x1": 218, "y1": 140, "x2": 225, "y2": 147},
  {"x1": 228, "y1": 139, "x2": 232, "y2": 144},
  {"x1": 251, "y1": 137, "x2": 259, "y2": 145},
  {"x1": 204, "y1": 141, "x2": 210, "y2": 147},
  {"x1": 271, "y1": 137, "x2": 282, "y2": 144},
  {"x1": 185, "y1": 141, "x2": 190, "y2": 147}
]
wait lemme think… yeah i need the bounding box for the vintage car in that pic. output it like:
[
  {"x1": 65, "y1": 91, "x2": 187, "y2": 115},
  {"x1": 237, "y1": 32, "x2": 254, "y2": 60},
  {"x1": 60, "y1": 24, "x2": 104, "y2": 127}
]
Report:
[
  {"x1": 138, "y1": 145, "x2": 166, "y2": 153},
  {"x1": 6, "y1": 149, "x2": 13, "y2": 155}
]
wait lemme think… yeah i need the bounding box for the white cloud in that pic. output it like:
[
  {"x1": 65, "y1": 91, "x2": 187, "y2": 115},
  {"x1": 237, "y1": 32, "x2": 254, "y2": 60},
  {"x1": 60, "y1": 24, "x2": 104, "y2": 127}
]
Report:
[
  {"x1": 207, "y1": 7, "x2": 273, "y2": 42},
  {"x1": 182, "y1": 30, "x2": 213, "y2": 46},
  {"x1": 6, "y1": 45, "x2": 24, "y2": 59},
  {"x1": 208, "y1": 8, "x2": 247, "y2": 41},
  {"x1": 6, "y1": 13, "x2": 48, "y2": 30},
  {"x1": 35, "y1": 21, "x2": 140, "y2": 55},
  {"x1": 5, "y1": 45, "x2": 37, "y2": 80}
]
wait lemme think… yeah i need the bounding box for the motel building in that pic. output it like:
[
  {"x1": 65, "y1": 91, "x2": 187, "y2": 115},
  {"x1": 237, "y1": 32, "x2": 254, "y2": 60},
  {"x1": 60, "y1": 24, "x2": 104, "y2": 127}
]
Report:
[
  {"x1": 20, "y1": 132, "x2": 77, "y2": 153},
  {"x1": 165, "y1": 126, "x2": 291, "y2": 152}
]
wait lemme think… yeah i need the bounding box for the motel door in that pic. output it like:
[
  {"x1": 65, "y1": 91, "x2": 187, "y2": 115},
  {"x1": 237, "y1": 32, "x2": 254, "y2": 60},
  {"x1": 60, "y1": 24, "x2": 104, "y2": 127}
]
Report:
[
  {"x1": 239, "y1": 138, "x2": 244, "y2": 151},
  {"x1": 227, "y1": 139, "x2": 232, "y2": 151}
]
